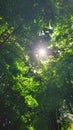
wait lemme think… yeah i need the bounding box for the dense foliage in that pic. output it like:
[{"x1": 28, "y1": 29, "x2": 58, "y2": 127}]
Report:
[{"x1": 0, "y1": 0, "x2": 73, "y2": 130}]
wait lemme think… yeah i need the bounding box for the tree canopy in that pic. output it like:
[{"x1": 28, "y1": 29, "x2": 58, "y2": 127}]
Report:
[{"x1": 0, "y1": 0, "x2": 73, "y2": 130}]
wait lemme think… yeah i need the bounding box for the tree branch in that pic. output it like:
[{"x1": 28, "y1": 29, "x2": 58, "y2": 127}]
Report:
[{"x1": 0, "y1": 24, "x2": 22, "y2": 46}]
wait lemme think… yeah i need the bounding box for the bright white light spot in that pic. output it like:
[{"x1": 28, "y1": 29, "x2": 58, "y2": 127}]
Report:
[
  {"x1": 38, "y1": 49, "x2": 47, "y2": 57},
  {"x1": 69, "y1": 42, "x2": 72, "y2": 46}
]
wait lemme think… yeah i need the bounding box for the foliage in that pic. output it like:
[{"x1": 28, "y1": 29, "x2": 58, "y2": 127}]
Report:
[{"x1": 0, "y1": 0, "x2": 73, "y2": 130}]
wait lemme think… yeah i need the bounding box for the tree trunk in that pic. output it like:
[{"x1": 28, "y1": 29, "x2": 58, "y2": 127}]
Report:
[{"x1": 48, "y1": 109, "x2": 61, "y2": 130}]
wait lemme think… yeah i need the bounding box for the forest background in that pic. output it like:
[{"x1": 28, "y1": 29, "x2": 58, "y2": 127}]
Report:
[{"x1": 0, "y1": 0, "x2": 73, "y2": 130}]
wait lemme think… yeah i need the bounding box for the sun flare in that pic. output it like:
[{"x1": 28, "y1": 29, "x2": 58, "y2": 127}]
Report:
[{"x1": 39, "y1": 49, "x2": 46, "y2": 57}]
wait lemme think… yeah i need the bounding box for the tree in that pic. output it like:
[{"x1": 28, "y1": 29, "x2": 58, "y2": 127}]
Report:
[{"x1": 0, "y1": 0, "x2": 73, "y2": 130}]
